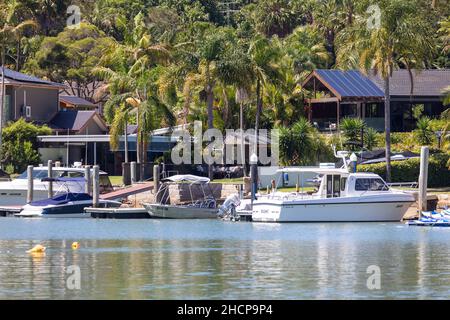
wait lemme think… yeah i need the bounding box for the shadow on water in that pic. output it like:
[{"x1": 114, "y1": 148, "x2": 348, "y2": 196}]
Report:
[{"x1": 0, "y1": 219, "x2": 449, "y2": 299}]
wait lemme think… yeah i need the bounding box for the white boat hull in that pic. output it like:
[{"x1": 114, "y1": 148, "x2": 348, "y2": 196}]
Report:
[
  {"x1": 143, "y1": 203, "x2": 219, "y2": 219},
  {"x1": 16, "y1": 200, "x2": 121, "y2": 218},
  {"x1": 252, "y1": 196, "x2": 414, "y2": 222}
]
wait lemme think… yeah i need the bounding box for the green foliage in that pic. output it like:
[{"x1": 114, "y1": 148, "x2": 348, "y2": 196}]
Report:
[
  {"x1": 340, "y1": 117, "x2": 365, "y2": 151},
  {"x1": 414, "y1": 116, "x2": 435, "y2": 146},
  {"x1": 364, "y1": 127, "x2": 378, "y2": 151},
  {"x1": 278, "y1": 117, "x2": 333, "y2": 166},
  {"x1": 358, "y1": 152, "x2": 450, "y2": 188},
  {"x1": 0, "y1": 119, "x2": 51, "y2": 173},
  {"x1": 24, "y1": 23, "x2": 115, "y2": 103}
]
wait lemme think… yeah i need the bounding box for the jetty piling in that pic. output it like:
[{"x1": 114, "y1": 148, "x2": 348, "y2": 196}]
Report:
[
  {"x1": 84, "y1": 166, "x2": 91, "y2": 196},
  {"x1": 93, "y1": 165, "x2": 100, "y2": 208},
  {"x1": 27, "y1": 165, "x2": 33, "y2": 203},
  {"x1": 47, "y1": 160, "x2": 53, "y2": 198},
  {"x1": 130, "y1": 161, "x2": 137, "y2": 184},
  {"x1": 418, "y1": 146, "x2": 429, "y2": 217},
  {"x1": 153, "y1": 164, "x2": 160, "y2": 202}
]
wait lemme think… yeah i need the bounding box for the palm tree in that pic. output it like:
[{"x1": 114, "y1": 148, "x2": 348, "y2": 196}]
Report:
[
  {"x1": 0, "y1": 7, "x2": 36, "y2": 152},
  {"x1": 247, "y1": 35, "x2": 280, "y2": 148},
  {"x1": 336, "y1": 0, "x2": 435, "y2": 182}
]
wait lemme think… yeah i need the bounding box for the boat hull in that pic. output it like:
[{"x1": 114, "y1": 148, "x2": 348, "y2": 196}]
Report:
[
  {"x1": 143, "y1": 203, "x2": 219, "y2": 219},
  {"x1": 252, "y1": 197, "x2": 414, "y2": 222},
  {"x1": 16, "y1": 200, "x2": 121, "y2": 218}
]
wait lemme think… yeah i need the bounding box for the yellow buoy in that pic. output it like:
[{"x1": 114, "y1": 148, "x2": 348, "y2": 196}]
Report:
[
  {"x1": 71, "y1": 242, "x2": 79, "y2": 250},
  {"x1": 27, "y1": 244, "x2": 46, "y2": 253}
]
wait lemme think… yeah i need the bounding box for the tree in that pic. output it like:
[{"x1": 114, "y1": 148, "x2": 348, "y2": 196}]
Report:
[
  {"x1": 336, "y1": 0, "x2": 435, "y2": 182},
  {"x1": 1, "y1": 5, "x2": 36, "y2": 153},
  {"x1": 24, "y1": 23, "x2": 115, "y2": 103},
  {"x1": 0, "y1": 118, "x2": 51, "y2": 173}
]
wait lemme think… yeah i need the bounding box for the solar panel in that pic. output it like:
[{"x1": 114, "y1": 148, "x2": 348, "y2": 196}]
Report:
[
  {"x1": 1, "y1": 66, "x2": 63, "y2": 87},
  {"x1": 316, "y1": 69, "x2": 385, "y2": 98}
]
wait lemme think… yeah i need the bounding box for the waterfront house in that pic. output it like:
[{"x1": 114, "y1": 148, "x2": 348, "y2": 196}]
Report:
[
  {"x1": 303, "y1": 69, "x2": 450, "y2": 132},
  {"x1": 0, "y1": 66, "x2": 65, "y2": 124}
]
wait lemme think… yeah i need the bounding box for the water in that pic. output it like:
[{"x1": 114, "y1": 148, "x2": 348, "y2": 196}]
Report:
[{"x1": 0, "y1": 218, "x2": 450, "y2": 299}]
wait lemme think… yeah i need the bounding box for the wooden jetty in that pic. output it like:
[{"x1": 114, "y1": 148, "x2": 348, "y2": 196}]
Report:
[
  {"x1": 0, "y1": 206, "x2": 23, "y2": 217},
  {"x1": 100, "y1": 182, "x2": 153, "y2": 201}
]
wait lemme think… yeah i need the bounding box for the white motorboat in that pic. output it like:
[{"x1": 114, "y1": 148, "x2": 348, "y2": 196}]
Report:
[
  {"x1": 0, "y1": 166, "x2": 113, "y2": 206},
  {"x1": 15, "y1": 177, "x2": 120, "y2": 218},
  {"x1": 143, "y1": 175, "x2": 219, "y2": 219},
  {"x1": 250, "y1": 151, "x2": 416, "y2": 222}
]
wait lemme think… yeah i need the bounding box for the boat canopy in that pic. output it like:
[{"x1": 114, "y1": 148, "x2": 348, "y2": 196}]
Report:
[
  {"x1": 163, "y1": 174, "x2": 210, "y2": 184},
  {"x1": 276, "y1": 167, "x2": 349, "y2": 175}
]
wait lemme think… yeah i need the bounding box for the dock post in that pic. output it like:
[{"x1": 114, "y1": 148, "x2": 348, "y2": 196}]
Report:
[
  {"x1": 93, "y1": 165, "x2": 100, "y2": 208},
  {"x1": 153, "y1": 164, "x2": 160, "y2": 201},
  {"x1": 418, "y1": 146, "x2": 429, "y2": 217},
  {"x1": 130, "y1": 161, "x2": 137, "y2": 184},
  {"x1": 250, "y1": 153, "x2": 258, "y2": 209},
  {"x1": 84, "y1": 166, "x2": 91, "y2": 196},
  {"x1": 47, "y1": 160, "x2": 53, "y2": 198},
  {"x1": 27, "y1": 165, "x2": 33, "y2": 203}
]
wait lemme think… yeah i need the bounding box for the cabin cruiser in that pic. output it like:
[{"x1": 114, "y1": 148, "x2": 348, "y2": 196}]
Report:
[
  {"x1": 0, "y1": 166, "x2": 113, "y2": 206},
  {"x1": 15, "y1": 178, "x2": 121, "y2": 218},
  {"x1": 143, "y1": 175, "x2": 219, "y2": 219},
  {"x1": 222, "y1": 150, "x2": 416, "y2": 222}
]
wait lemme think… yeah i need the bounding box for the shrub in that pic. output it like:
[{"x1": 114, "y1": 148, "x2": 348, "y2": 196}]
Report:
[
  {"x1": 414, "y1": 116, "x2": 435, "y2": 145},
  {"x1": 341, "y1": 117, "x2": 365, "y2": 150},
  {"x1": 0, "y1": 119, "x2": 52, "y2": 173},
  {"x1": 358, "y1": 152, "x2": 450, "y2": 188}
]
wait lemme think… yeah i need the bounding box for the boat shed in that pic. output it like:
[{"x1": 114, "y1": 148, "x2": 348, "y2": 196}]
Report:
[{"x1": 302, "y1": 69, "x2": 385, "y2": 131}]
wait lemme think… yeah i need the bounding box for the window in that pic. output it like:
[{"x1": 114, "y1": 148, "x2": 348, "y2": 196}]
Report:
[
  {"x1": 25, "y1": 106, "x2": 32, "y2": 118},
  {"x1": 340, "y1": 177, "x2": 347, "y2": 191},
  {"x1": 355, "y1": 178, "x2": 389, "y2": 191}
]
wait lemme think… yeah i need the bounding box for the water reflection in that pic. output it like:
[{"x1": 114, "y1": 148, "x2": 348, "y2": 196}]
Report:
[{"x1": 0, "y1": 220, "x2": 450, "y2": 299}]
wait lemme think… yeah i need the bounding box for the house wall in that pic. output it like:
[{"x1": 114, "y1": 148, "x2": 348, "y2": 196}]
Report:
[{"x1": 10, "y1": 85, "x2": 59, "y2": 122}]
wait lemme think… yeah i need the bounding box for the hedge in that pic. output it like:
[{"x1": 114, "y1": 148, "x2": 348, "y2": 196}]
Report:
[{"x1": 358, "y1": 153, "x2": 450, "y2": 188}]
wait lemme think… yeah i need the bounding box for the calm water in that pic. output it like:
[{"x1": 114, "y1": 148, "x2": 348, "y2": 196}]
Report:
[{"x1": 0, "y1": 218, "x2": 450, "y2": 299}]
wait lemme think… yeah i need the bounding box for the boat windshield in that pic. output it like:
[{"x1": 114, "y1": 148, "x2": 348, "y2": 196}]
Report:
[
  {"x1": 17, "y1": 169, "x2": 84, "y2": 180},
  {"x1": 355, "y1": 178, "x2": 389, "y2": 191}
]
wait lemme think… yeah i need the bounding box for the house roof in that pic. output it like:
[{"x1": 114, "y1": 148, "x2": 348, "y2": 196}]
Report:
[
  {"x1": 303, "y1": 69, "x2": 385, "y2": 100},
  {"x1": 126, "y1": 124, "x2": 138, "y2": 135},
  {"x1": 1, "y1": 66, "x2": 65, "y2": 89},
  {"x1": 367, "y1": 69, "x2": 450, "y2": 97},
  {"x1": 49, "y1": 110, "x2": 107, "y2": 132},
  {"x1": 60, "y1": 95, "x2": 96, "y2": 107}
]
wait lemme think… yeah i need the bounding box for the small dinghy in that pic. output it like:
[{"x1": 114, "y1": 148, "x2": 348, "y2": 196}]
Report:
[
  {"x1": 407, "y1": 210, "x2": 450, "y2": 227},
  {"x1": 143, "y1": 175, "x2": 219, "y2": 219}
]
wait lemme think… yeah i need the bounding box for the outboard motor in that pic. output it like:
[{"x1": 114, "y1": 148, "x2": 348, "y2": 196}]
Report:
[{"x1": 218, "y1": 194, "x2": 241, "y2": 219}]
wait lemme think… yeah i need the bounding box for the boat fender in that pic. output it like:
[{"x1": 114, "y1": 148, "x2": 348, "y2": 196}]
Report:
[
  {"x1": 27, "y1": 244, "x2": 46, "y2": 253},
  {"x1": 72, "y1": 242, "x2": 79, "y2": 250}
]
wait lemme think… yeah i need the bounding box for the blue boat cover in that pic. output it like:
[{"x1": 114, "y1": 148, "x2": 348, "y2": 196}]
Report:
[{"x1": 30, "y1": 193, "x2": 92, "y2": 206}]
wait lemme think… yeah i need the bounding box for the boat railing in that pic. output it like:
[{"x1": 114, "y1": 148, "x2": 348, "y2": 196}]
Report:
[{"x1": 387, "y1": 182, "x2": 418, "y2": 188}]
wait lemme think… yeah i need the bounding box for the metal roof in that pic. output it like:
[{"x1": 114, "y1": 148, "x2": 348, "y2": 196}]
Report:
[
  {"x1": 367, "y1": 69, "x2": 450, "y2": 97},
  {"x1": 59, "y1": 95, "x2": 96, "y2": 107},
  {"x1": 305, "y1": 70, "x2": 385, "y2": 99},
  {"x1": 1, "y1": 66, "x2": 64, "y2": 88},
  {"x1": 49, "y1": 110, "x2": 107, "y2": 132}
]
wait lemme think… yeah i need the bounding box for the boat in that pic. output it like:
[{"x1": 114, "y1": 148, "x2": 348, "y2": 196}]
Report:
[
  {"x1": 143, "y1": 175, "x2": 219, "y2": 219},
  {"x1": 249, "y1": 150, "x2": 416, "y2": 222},
  {"x1": 0, "y1": 166, "x2": 113, "y2": 206},
  {"x1": 15, "y1": 178, "x2": 121, "y2": 218}
]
